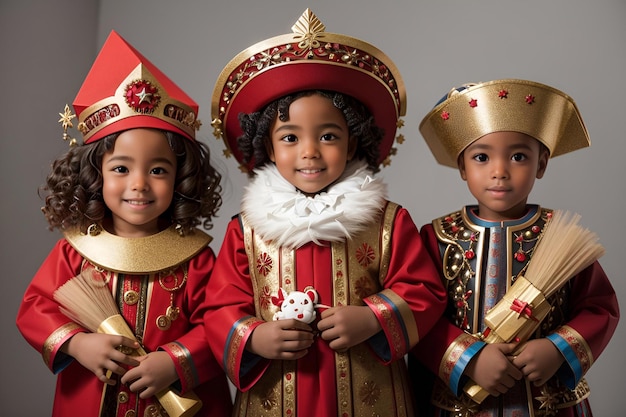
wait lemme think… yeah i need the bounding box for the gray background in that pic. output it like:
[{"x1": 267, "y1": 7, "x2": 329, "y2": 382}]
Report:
[{"x1": 2, "y1": 1, "x2": 624, "y2": 416}]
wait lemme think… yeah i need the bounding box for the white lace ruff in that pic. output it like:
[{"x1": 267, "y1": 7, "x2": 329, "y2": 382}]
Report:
[{"x1": 241, "y1": 161, "x2": 388, "y2": 249}]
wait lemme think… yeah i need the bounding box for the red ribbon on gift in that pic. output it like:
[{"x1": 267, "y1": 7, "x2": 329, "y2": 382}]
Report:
[{"x1": 510, "y1": 298, "x2": 539, "y2": 322}]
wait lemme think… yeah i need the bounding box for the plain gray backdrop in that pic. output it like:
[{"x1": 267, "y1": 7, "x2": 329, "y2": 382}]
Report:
[{"x1": 2, "y1": 1, "x2": 624, "y2": 416}]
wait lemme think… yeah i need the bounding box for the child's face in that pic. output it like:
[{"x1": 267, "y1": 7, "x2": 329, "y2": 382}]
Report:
[
  {"x1": 101, "y1": 128, "x2": 177, "y2": 237},
  {"x1": 458, "y1": 131, "x2": 549, "y2": 221},
  {"x1": 268, "y1": 94, "x2": 357, "y2": 196}
]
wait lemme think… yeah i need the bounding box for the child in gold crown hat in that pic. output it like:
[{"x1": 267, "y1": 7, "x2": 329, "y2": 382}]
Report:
[
  {"x1": 16, "y1": 31, "x2": 232, "y2": 417},
  {"x1": 409, "y1": 79, "x2": 619, "y2": 417},
  {"x1": 204, "y1": 9, "x2": 447, "y2": 417}
]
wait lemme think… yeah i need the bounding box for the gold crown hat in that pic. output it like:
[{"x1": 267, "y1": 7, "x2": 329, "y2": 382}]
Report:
[
  {"x1": 419, "y1": 79, "x2": 590, "y2": 168},
  {"x1": 59, "y1": 31, "x2": 201, "y2": 146},
  {"x1": 210, "y1": 9, "x2": 406, "y2": 172}
]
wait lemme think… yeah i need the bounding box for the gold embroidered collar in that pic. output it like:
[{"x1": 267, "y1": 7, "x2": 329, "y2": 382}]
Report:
[{"x1": 64, "y1": 225, "x2": 212, "y2": 274}]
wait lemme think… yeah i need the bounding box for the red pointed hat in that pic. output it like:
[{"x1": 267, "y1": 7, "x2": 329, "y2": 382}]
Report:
[
  {"x1": 210, "y1": 9, "x2": 406, "y2": 172},
  {"x1": 71, "y1": 31, "x2": 200, "y2": 143}
]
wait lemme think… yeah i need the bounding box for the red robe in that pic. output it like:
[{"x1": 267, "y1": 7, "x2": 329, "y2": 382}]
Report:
[
  {"x1": 16, "y1": 227, "x2": 232, "y2": 417},
  {"x1": 410, "y1": 205, "x2": 620, "y2": 417},
  {"x1": 205, "y1": 203, "x2": 447, "y2": 417}
]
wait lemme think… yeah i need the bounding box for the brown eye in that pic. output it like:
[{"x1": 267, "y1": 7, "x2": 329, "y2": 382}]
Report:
[{"x1": 289, "y1": 299, "x2": 294, "y2": 304}]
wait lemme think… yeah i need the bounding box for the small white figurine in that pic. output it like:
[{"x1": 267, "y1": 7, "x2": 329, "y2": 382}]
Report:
[{"x1": 272, "y1": 287, "x2": 320, "y2": 324}]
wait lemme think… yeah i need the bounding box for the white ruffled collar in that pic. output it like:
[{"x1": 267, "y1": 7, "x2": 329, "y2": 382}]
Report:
[{"x1": 241, "y1": 161, "x2": 388, "y2": 249}]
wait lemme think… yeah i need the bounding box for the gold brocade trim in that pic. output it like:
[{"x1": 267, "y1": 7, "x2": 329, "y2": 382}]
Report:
[
  {"x1": 42, "y1": 322, "x2": 81, "y2": 368},
  {"x1": 334, "y1": 201, "x2": 412, "y2": 417},
  {"x1": 369, "y1": 290, "x2": 408, "y2": 358},
  {"x1": 109, "y1": 271, "x2": 149, "y2": 344},
  {"x1": 332, "y1": 240, "x2": 353, "y2": 417},
  {"x1": 535, "y1": 378, "x2": 590, "y2": 413},
  {"x1": 64, "y1": 225, "x2": 212, "y2": 274},
  {"x1": 379, "y1": 202, "x2": 418, "y2": 347},
  {"x1": 227, "y1": 317, "x2": 259, "y2": 385},
  {"x1": 346, "y1": 343, "x2": 412, "y2": 417},
  {"x1": 282, "y1": 362, "x2": 296, "y2": 416},
  {"x1": 379, "y1": 201, "x2": 399, "y2": 286},
  {"x1": 165, "y1": 342, "x2": 195, "y2": 388},
  {"x1": 431, "y1": 376, "x2": 591, "y2": 416},
  {"x1": 438, "y1": 332, "x2": 478, "y2": 383},
  {"x1": 279, "y1": 247, "x2": 296, "y2": 416},
  {"x1": 242, "y1": 214, "x2": 296, "y2": 415},
  {"x1": 554, "y1": 325, "x2": 594, "y2": 374},
  {"x1": 242, "y1": 214, "x2": 282, "y2": 322}
]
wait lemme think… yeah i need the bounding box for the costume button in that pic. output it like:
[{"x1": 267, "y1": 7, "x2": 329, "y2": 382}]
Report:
[
  {"x1": 124, "y1": 290, "x2": 139, "y2": 305},
  {"x1": 118, "y1": 391, "x2": 129, "y2": 404},
  {"x1": 144, "y1": 405, "x2": 161, "y2": 416},
  {"x1": 156, "y1": 315, "x2": 171, "y2": 330},
  {"x1": 124, "y1": 410, "x2": 136, "y2": 417}
]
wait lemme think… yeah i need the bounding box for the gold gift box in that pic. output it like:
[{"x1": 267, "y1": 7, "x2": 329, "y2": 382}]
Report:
[{"x1": 483, "y1": 276, "x2": 552, "y2": 343}]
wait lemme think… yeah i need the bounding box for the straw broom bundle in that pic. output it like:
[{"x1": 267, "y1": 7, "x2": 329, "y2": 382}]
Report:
[
  {"x1": 53, "y1": 269, "x2": 202, "y2": 417},
  {"x1": 463, "y1": 210, "x2": 605, "y2": 403}
]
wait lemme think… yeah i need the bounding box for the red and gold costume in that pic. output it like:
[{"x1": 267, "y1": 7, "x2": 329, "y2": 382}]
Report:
[
  {"x1": 16, "y1": 227, "x2": 232, "y2": 417},
  {"x1": 205, "y1": 163, "x2": 446, "y2": 417},
  {"x1": 16, "y1": 31, "x2": 232, "y2": 416},
  {"x1": 206, "y1": 9, "x2": 446, "y2": 416},
  {"x1": 411, "y1": 80, "x2": 620, "y2": 416}
]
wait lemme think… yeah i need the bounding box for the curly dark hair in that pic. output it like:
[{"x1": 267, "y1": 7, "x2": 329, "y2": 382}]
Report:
[
  {"x1": 40, "y1": 130, "x2": 222, "y2": 235},
  {"x1": 237, "y1": 90, "x2": 385, "y2": 176}
]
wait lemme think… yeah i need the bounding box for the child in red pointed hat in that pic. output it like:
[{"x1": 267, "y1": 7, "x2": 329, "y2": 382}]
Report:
[
  {"x1": 16, "y1": 31, "x2": 232, "y2": 417},
  {"x1": 409, "y1": 79, "x2": 619, "y2": 416},
  {"x1": 204, "y1": 9, "x2": 447, "y2": 417}
]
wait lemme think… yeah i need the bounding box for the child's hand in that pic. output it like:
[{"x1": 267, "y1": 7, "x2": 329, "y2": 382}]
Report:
[
  {"x1": 247, "y1": 319, "x2": 314, "y2": 360},
  {"x1": 62, "y1": 332, "x2": 140, "y2": 385},
  {"x1": 121, "y1": 351, "x2": 178, "y2": 399},
  {"x1": 464, "y1": 343, "x2": 523, "y2": 397},
  {"x1": 511, "y1": 338, "x2": 564, "y2": 386},
  {"x1": 317, "y1": 305, "x2": 381, "y2": 352}
]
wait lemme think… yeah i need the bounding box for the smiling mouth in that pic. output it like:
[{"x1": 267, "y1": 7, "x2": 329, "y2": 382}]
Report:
[
  {"x1": 125, "y1": 199, "x2": 152, "y2": 205},
  {"x1": 298, "y1": 168, "x2": 324, "y2": 174}
]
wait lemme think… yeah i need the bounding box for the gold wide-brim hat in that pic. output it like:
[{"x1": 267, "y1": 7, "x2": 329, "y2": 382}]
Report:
[
  {"x1": 210, "y1": 9, "x2": 406, "y2": 172},
  {"x1": 419, "y1": 79, "x2": 590, "y2": 168}
]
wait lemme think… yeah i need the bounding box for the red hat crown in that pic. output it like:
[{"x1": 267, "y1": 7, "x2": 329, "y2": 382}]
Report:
[
  {"x1": 211, "y1": 9, "x2": 406, "y2": 172},
  {"x1": 62, "y1": 31, "x2": 200, "y2": 144}
]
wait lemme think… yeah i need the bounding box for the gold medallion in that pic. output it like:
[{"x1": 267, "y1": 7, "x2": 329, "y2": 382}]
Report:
[
  {"x1": 166, "y1": 306, "x2": 180, "y2": 321},
  {"x1": 156, "y1": 315, "x2": 171, "y2": 330}
]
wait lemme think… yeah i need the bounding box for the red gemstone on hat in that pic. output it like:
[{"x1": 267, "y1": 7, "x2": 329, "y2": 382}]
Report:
[
  {"x1": 125, "y1": 80, "x2": 160, "y2": 113},
  {"x1": 515, "y1": 252, "x2": 526, "y2": 262},
  {"x1": 469, "y1": 98, "x2": 478, "y2": 108},
  {"x1": 525, "y1": 94, "x2": 535, "y2": 104},
  {"x1": 465, "y1": 250, "x2": 475, "y2": 259},
  {"x1": 531, "y1": 225, "x2": 540, "y2": 233},
  {"x1": 441, "y1": 111, "x2": 450, "y2": 120},
  {"x1": 498, "y1": 89, "x2": 508, "y2": 99}
]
